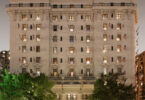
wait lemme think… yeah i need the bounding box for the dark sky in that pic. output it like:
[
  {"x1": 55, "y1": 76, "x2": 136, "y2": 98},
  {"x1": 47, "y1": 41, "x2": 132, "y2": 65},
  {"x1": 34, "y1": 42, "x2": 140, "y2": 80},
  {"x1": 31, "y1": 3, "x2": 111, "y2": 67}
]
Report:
[{"x1": 0, "y1": 0, "x2": 145, "y2": 54}]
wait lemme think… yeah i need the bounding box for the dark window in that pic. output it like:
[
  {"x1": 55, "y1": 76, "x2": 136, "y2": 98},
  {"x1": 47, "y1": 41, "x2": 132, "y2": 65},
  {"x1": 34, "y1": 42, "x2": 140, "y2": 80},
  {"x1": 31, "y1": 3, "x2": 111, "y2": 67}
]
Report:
[
  {"x1": 81, "y1": 47, "x2": 84, "y2": 52},
  {"x1": 81, "y1": 69, "x2": 83, "y2": 74},
  {"x1": 36, "y1": 46, "x2": 40, "y2": 52},
  {"x1": 111, "y1": 69, "x2": 114, "y2": 73},
  {"x1": 30, "y1": 3, "x2": 33, "y2": 7},
  {"x1": 111, "y1": 24, "x2": 113, "y2": 29},
  {"x1": 121, "y1": 2, "x2": 125, "y2": 6},
  {"x1": 60, "y1": 5, "x2": 63, "y2": 8},
  {"x1": 111, "y1": 57, "x2": 114, "y2": 62},
  {"x1": 40, "y1": 3, "x2": 44, "y2": 7},
  {"x1": 60, "y1": 47, "x2": 63, "y2": 52},
  {"x1": 111, "y1": 46, "x2": 114, "y2": 51},
  {"x1": 30, "y1": 36, "x2": 33, "y2": 40},
  {"x1": 110, "y1": 3, "x2": 114, "y2": 6},
  {"x1": 30, "y1": 14, "x2": 32, "y2": 18},
  {"x1": 30, "y1": 58, "x2": 32, "y2": 62},
  {"x1": 60, "y1": 26, "x2": 63, "y2": 30},
  {"x1": 30, "y1": 25, "x2": 33, "y2": 29},
  {"x1": 81, "y1": 58, "x2": 83, "y2": 63},
  {"x1": 111, "y1": 13, "x2": 114, "y2": 18},
  {"x1": 81, "y1": 36, "x2": 83, "y2": 41},
  {"x1": 30, "y1": 47, "x2": 32, "y2": 51},
  {"x1": 60, "y1": 69, "x2": 63, "y2": 74},
  {"x1": 111, "y1": 35, "x2": 114, "y2": 40},
  {"x1": 81, "y1": 25, "x2": 83, "y2": 30},
  {"x1": 60, "y1": 37, "x2": 63, "y2": 41},
  {"x1": 30, "y1": 69, "x2": 33, "y2": 73},
  {"x1": 53, "y1": 25, "x2": 57, "y2": 31},
  {"x1": 53, "y1": 5, "x2": 57, "y2": 8},
  {"x1": 86, "y1": 25, "x2": 91, "y2": 31},
  {"x1": 60, "y1": 16, "x2": 63, "y2": 19},
  {"x1": 22, "y1": 68, "x2": 26, "y2": 73},
  {"x1": 60, "y1": 58, "x2": 63, "y2": 63},
  {"x1": 81, "y1": 15, "x2": 83, "y2": 19},
  {"x1": 36, "y1": 57, "x2": 41, "y2": 63},
  {"x1": 53, "y1": 36, "x2": 57, "y2": 42},
  {"x1": 70, "y1": 36, "x2": 74, "y2": 43},
  {"x1": 81, "y1": 4, "x2": 83, "y2": 8}
]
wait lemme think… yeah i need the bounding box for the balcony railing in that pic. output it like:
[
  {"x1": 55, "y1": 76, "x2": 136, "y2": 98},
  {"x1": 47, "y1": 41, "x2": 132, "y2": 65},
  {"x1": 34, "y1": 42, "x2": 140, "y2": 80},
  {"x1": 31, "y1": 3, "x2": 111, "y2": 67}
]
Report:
[{"x1": 6, "y1": 3, "x2": 135, "y2": 8}]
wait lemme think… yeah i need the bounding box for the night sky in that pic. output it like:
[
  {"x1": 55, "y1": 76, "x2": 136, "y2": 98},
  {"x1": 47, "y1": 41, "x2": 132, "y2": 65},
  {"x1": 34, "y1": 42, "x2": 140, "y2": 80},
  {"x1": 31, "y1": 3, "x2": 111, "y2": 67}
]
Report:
[{"x1": 0, "y1": 0, "x2": 145, "y2": 54}]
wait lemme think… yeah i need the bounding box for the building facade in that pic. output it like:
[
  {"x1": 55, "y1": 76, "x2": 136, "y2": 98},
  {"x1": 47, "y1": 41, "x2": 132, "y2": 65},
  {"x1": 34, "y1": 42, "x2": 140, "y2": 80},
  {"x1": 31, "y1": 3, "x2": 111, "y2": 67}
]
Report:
[
  {"x1": 136, "y1": 51, "x2": 145, "y2": 100},
  {"x1": 6, "y1": 0, "x2": 137, "y2": 99}
]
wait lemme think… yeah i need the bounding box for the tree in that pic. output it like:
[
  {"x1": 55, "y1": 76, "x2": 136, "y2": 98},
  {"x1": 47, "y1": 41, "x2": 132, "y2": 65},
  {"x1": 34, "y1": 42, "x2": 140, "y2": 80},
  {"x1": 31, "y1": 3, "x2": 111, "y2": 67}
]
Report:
[
  {"x1": 0, "y1": 69, "x2": 22, "y2": 100},
  {"x1": 90, "y1": 72, "x2": 136, "y2": 100},
  {"x1": 18, "y1": 73, "x2": 57, "y2": 100}
]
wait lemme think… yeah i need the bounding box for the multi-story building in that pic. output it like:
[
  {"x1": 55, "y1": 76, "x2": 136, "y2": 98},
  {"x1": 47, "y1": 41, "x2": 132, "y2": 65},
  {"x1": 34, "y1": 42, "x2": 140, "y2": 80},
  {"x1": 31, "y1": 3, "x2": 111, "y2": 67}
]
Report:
[
  {"x1": 136, "y1": 51, "x2": 145, "y2": 100},
  {"x1": 6, "y1": 0, "x2": 137, "y2": 99}
]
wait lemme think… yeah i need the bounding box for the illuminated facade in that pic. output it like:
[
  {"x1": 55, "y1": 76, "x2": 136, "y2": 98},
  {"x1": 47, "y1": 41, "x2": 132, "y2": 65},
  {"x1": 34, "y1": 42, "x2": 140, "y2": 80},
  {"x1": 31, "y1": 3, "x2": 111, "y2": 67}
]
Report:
[{"x1": 6, "y1": 0, "x2": 137, "y2": 99}]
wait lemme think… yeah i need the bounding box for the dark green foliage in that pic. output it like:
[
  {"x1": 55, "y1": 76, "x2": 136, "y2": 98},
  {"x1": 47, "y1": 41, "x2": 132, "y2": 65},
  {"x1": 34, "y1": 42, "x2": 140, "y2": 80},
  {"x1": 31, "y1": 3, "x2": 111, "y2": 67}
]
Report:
[{"x1": 90, "y1": 73, "x2": 136, "y2": 100}]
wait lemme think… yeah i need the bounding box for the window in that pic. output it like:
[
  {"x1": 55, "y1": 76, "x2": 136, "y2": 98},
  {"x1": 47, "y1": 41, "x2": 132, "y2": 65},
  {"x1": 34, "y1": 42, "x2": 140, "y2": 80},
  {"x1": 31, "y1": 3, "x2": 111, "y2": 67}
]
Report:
[
  {"x1": 60, "y1": 15, "x2": 63, "y2": 19},
  {"x1": 36, "y1": 57, "x2": 41, "y2": 63},
  {"x1": 86, "y1": 46, "x2": 91, "y2": 53},
  {"x1": 22, "y1": 57, "x2": 27, "y2": 64},
  {"x1": 53, "y1": 36, "x2": 57, "y2": 42},
  {"x1": 30, "y1": 58, "x2": 32, "y2": 62},
  {"x1": 111, "y1": 57, "x2": 114, "y2": 62},
  {"x1": 117, "y1": 23, "x2": 121, "y2": 30},
  {"x1": 22, "y1": 46, "x2": 26, "y2": 52},
  {"x1": 53, "y1": 16, "x2": 58, "y2": 21},
  {"x1": 86, "y1": 58, "x2": 91, "y2": 64},
  {"x1": 103, "y1": 46, "x2": 107, "y2": 53},
  {"x1": 22, "y1": 14, "x2": 27, "y2": 20},
  {"x1": 103, "y1": 23, "x2": 107, "y2": 30},
  {"x1": 69, "y1": 47, "x2": 75, "y2": 54},
  {"x1": 30, "y1": 14, "x2": 32, "y2": 18},
  {"x1": 111, "y1": 13, "x2": 114, "y2": 18},
  {"x1": 22, "y1": 35, "x2": 27, "y2": 42},
  {"x1": 117, "y1": 45, "x2": 121, "y2": 52},
  {"x1": 85, "y1": 15, "x2": 91, "y2": 21},
  {"x1": 36, "y1": 15, "x2": 40, "y2": 21},
  {"x1": 116, "y1": 13, "x2": 122, "y2": 20},
  {"x1": 60, "y1": 26, "x2": 63, "y2": 30},
  {"x1": 111, "y1": 24, "x2": 114, "y2": 29},
  {"x1": 36, "y1": 35, "x2": 40, "y2": 41},
  {"x1": 70, "y1": 4, "x2": 74, "y2": 8},
  {"x1": 117, "y1": 56, "x2": 122, "y2": 63},
  {"x1": 69, "y1": 25, "x2": 75, "y2": 32},
  {"x1": 36, "y1": 68, "x2": 40, "y2": 76},
  {"x1": 36, "y1": 46, "x2": 40, "y2": 52},
  {"x1": 104, "y1": 68, "x2": 107, "y2": 75},
  {"x1": 36, "y1": 24, "x2": 41, "y2": 31},
  {"x1": 81, "y1": 4, "x2": 83, "y2": 8},
  {"x1": 60, "y1": 47, "x2": 63, "y2": 52},
  {"x1": 81, "y1": 25, "x2": 83, "y2": 30},
  {"x1": 70, "y1": 36, "x2": 74, "y2": 43},
  {"x1": 53, "y1": 25, "x2": 57, "y2": 31},
  {"x1": 117, "y1": 68, "x2": 122, "y2": 73},
  {"x1": 116, "y1": 34, "x2": 121, "y2": 41},
  {"x1": 81, "y1": 47, "x2": 84, "y2": 52},
  {"x1": 81, "y1": 58, "x2": 83, "y2": 63},
  {"x1": 102, "y1": 14, "x2": 108, "y2": 19},
  {"x1": 69, "y1": 16, "x2": 74, "y2": 21},
  {"x1": 53, "y1": 69, "x2": 58, "y2": 77},
  {"x1": 81, "y1": 36, "x2": 83, "y2": 41},
  {"x1": 103, "y1": 34, "x2": 107, "y2": 41},
  {"x1": 111, "y1": 35, "x2": 114, "y2": 40},
  {"x1": 69, "y1": 58, "x2": 75, "y2": 64},
  {"x1": 53, "y1": 58, "x2": 58, "y2": 64},
  {"x1": 53, "y1": 5, "x2": 57, "y2": 8},
  {"x1": 81, "y1": 15, "x2": 83, "y2": 19},
  {"x1": 111, "y1": 46, "x2": 114, "y2": 51},
  {"x1": 86, "y1": 36, "x2": 91, "y2": 42},
  {"x1": 103, "y1": 57, "x2": 108, "y2": 64},
  {"x1": 30, "y1": 47, "x2": 32, "y2": 51},
  {"x1": 22, "y1": 24, "x2": 28, "y2": 31},
  {"x1": 53, "y1": 47, "x2": 57, "y2": 54},
  {"x1": 30, "y1": 25, "x2": 33, "y2": 30},
  {"x1": 60, "y1": 36, "x2": 63, "y2": 41},
  {"x1": 60, "y1": 58, "x2": 63, "y2": 63},
  {"x1": 86, "y1": 25, "x2": 91, "y2": 31}
]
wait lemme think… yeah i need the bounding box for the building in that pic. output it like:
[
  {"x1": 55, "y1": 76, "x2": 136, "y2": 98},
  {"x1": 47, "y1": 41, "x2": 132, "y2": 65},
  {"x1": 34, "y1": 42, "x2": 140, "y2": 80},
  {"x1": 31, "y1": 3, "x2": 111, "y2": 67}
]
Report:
[
  {"x1": 136, "y1": 51, "x2": 145, "y2": 100},
  {"x1": 6, "y1": 0, "x2": 137, "y2": 99},
  {"x1": 0, "y1": 50, "x2": 10, "y2": 70}
]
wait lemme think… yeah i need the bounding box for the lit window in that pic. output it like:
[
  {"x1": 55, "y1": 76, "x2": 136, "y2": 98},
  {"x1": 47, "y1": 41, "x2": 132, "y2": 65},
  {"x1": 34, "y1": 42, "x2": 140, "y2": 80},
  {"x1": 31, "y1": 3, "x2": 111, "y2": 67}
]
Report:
[
  {"x1": 117, "y1": 56, "x2": 122, "y2": 63},
  {"x1": 36, "y1": 68, "x2": 40, "y2": 76},
  {"x1": 67, "y1": 94, "x2": 71, "y2": 100},
  {"x1": 53, "y1": 47, "x2": 57, "y2": 54},
  {"x1": 103, "y1": 23, "x2": 108, "y2": 30},
  {"x1": 70, "y1": 36, "x2": 74, "y2": 43},
  {"x1": 102, "y1": 14, "x2": 108, "y2": 19},
  {"x1": 22, "y1": 14, "x2": 27, "y2": 20},
  {"x1": 86, "y1": 36, "x2": 91, "y2": 42},
  {"x1": 52, "y1": 16, "x2": 58, "y2": 21},
  {"x1": 85, "y1": 15, "x2": 91, "y2": 21},
  {"x1": 86, "y1": 46, "x2": 90, "y2": 53},
  {"x1": 22, "y1": 57, "x2": 27, "y2": 64},
  {"x1": 117, "y1": 45, "x2": 121, "y2": 52},
  {"x1": 69, "y1": 16, "x2": 74, "y2": 21},
  {"x1": 22, "y1": 35, "x2": 27, "y2": 42},
  {"x1": 104, "y1": 68, "x2": 107, "y2": 75},
  {"x1": 69, "y1": 58, "x2": 75, "y2": 64},
  {"x1": 70, "y1": 69, "x2": 74, "y2": 77},
  {"x1": 36, "y1": 15, "x2": 40, "y2": 21},
  {"x1": 36, "y1": 57, "x2": 41, "y2": 63},
  {"x1": 86, "y1": 69, "x2": 90, "y2": 76},
  {"x1": 22, "y1": 46, "x2": 26, "y2": 53},
  {"x1": 73, "y1": 94, "x2": 77, "y2": 100},
  {"x1": 103, "y1": 46, "x2": 107, "y2": 53},
  {"x1": 116, "y1": 23, "x2": 121, "y2": 30},
  {"x1": 53, "y1": 69, "x2": 58, "y2": 77},
  {"x1": 53, "y1": 58, "x2": 58, "y2": 64},
  {"x1": 116, "y1": 13, "x2": 122, "y2": 20},
  {"x1": 86, "y1": 58, "x2": 91, "y2": 64},
  {"x1": 69, "y1": 47, "x2": 75, "y2": 54},
  {"x1": 36, "y1": 24, "x2": 41, "y2": 31},
  {"x1": 22, "y1": 24, "x2": 28, "y2": 31},
  {"x1": 69, "y1": 25, "x2": 75, "y2": 32},
  {"x1": 103, "y1": 57, "x2": 108, "y2": 64},
  {"x1": 53, "y1": 36, "x2": 57, "y2": 42},
  {"x1": 103, "y1": 34, "x2": 107, "y2": 41},
  {"x1": 36, "y1": 35, "x2": 40, "y2": 41},
  {"x1": 86, "y1": 25, "x2": 91, "y2": 31},
  {"x1": 116, "y1": 34, "x2": 121, "y2": 41}
]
